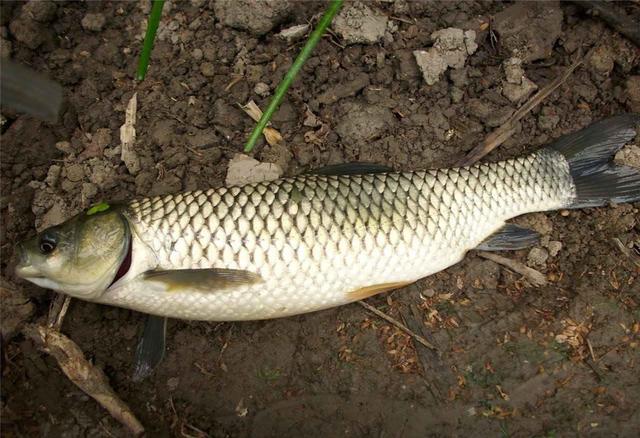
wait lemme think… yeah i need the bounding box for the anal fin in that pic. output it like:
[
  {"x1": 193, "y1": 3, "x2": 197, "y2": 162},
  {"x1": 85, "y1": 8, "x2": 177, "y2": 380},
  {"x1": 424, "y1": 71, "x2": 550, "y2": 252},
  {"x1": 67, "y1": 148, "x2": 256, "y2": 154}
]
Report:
[
  {"x1": 476, "y1": 224, "x2": 540, "y2": 251},
  {"x1": 347, "y1": 281, "x2": 412, "y2": 300}
]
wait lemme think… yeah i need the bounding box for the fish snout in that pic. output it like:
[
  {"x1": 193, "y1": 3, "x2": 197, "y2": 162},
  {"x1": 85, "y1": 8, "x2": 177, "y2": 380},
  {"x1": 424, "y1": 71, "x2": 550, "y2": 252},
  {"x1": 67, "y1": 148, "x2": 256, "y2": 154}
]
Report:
[{"x1": 14, "y1": 242, "x2": 37, "y2": 278}]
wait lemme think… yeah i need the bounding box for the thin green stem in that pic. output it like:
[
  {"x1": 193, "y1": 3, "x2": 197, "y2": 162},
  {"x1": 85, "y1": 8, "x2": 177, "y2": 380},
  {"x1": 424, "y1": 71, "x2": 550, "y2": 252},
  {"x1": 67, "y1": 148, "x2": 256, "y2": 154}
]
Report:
[
  {"x1": 244, "y1": 0, "x2": 343, "y2": 152},
  {"x1": 136, "y1": 0, "x2": 165, "y2": 81}
]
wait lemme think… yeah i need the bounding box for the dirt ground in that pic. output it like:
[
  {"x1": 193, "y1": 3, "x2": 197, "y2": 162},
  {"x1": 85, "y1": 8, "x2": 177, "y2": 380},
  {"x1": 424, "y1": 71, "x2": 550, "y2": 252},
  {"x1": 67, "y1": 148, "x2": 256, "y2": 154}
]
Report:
[{"x1": 1, "y1": 1, "x2": 639, "y2": 436}]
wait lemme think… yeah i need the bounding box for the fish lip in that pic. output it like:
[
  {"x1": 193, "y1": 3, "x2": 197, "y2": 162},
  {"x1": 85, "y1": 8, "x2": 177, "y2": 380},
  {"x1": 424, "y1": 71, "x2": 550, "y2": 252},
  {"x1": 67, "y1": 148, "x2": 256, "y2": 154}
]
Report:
[{"x1": 15, "y1": 264, "x2": 42, "y2": 279}]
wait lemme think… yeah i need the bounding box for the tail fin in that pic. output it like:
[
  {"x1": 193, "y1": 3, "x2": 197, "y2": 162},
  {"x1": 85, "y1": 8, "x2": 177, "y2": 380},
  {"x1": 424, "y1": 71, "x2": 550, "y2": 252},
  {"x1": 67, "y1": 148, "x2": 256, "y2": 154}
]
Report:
[{"x1": 549, "y1": 114, "x2": 640, "y2": 208}]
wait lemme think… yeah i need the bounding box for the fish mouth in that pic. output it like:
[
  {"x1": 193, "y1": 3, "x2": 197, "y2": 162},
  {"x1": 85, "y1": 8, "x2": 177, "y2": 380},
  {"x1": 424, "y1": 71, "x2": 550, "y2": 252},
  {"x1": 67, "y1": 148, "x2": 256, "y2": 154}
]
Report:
[
  {"x1": 15, "y1": 265, "x2": 43, "y2": 279},
  {"x1": 108, "y1": 234, "x2": 132, "y2": 288},
  {"x1": 14, "y1": 242, "x2": 41, "y2": 279}
]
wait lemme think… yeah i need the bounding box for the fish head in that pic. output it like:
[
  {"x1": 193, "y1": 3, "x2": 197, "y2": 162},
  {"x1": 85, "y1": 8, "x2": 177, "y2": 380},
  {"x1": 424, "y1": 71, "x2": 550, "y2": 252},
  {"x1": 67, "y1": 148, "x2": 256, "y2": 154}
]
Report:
[{"x1": 15, "y1": 204, "x2": 130, "y2": 299}]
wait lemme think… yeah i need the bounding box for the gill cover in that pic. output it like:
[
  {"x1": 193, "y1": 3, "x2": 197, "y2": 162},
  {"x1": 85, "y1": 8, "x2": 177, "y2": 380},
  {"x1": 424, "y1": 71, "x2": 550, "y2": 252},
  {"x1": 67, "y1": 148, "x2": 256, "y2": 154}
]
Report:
[{"x1": 15, "y1": 204, "x2": 130, "y2": 299}]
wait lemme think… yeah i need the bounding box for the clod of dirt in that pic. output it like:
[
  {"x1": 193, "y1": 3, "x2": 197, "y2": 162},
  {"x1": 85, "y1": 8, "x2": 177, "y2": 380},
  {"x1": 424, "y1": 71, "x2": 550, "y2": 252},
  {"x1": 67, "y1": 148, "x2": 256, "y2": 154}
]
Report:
[
  {"x1": 9, "y1": 13, "x2": 50, "y2": 50},
  {"x1": 464, "y1": 259, "x2": 500, "y2": 290},
  {"x1": 191, "y1": 48, "x2": 203, "y2": 61},
  {"x1": 466, "y1": 98, "x2": 514, "y2": 128},
  {"x1": 546, "y1": 240, "x2": 562, "y2": 258},
  {"x1": 515, "y1": 212, "x2": 553, "y2": 236},
  {"x1": 45, "y1": 165, "x2": 62, "y2": 188},
  {"x1": 200, "y1": 62, "x2": 215, "y2": 77},
  {"x1": 501, "y1": 57, "x2": 538, "y2": 104},
  {"x1": 0, "y1": 279, "x2": 35, "y2": 341},
  {"x1": 276, "y1": 24, "x2": 309, "y2": 43},
  {"x1": 35, "y1": 193, "x2": 73, "y2": 231},
  {"x1": 332, "y1": 2, "x2": 388, "y2": 45},
  {"x1": 413, "y1": 50, "x2": 447, "y2": 87},
  {"x1": 63, "y1": 162, "x2": 84, "y2": 183},
  {"x1": 537, "y1": 106, "x2": 560, "y2": 131},
  {"x1": 254, "y1": 82, "x2": 270, "y2": 98},
  {"x1": 257, "y1": 141, "x2": 293, "y2": 172},
  {"x1": 55, "y1": 141, "x2": 76, "y2": 155},
  {"x1": 615, "y1": 145, "x2": 640, "y2": 169},
  {"x1": 81, "y1": 13, "x2": 106, "y2": 32},
  {"x1": 22, "y1": 0, "x2": 57, "y2": 23},
  {"x1": 527, "y1": 247, "x2": 549, "y2": 268},
  {"x1": 588, "y1": 45, "x2": 615, "y2": 77},
  {"x1": 334, "y1": 103, "x2": 394, "y2": 145},
  {"x1": 503, "y1": 58, "x2": 524, "y2": 85},
  {"x1": 225, "y1": 154, "x2": 283, "y2": 186},
  {"x1": 413, "y1": 28, "x2": 477, "y2": 85},
  {"x1": 84, "y1": 158, "x2": 118, "y2": 190},
  {"x1": 493, "y1": 1, "x2": 563, "y2": 62},
  {"x1": 81, "y1": 182, "x2": 98, "y2": 203},
  {"x1": 623, "y1": 76, "x2": 640, "y2": 112},
  {"x1": 78, "y1": 128, "x2": 112, "y2": 162},
  {"x1": 314, "y1": 72, "x2": 370, "y2": 106},
  {"x1": 214, "y1": 0, "x2": 292, "y2": 36},
  {"x1": 503, "y1": 77, "x2": 537, "y2": 105},
  {"x1": 149, "y1": 174, "x2": 182, "y2": 196}
]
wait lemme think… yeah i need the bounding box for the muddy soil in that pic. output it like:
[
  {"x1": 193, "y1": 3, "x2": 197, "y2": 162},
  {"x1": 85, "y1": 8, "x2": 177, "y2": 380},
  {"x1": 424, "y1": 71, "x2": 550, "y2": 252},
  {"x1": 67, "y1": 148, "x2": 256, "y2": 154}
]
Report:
[{"x1": 1, "y1": 1, "x2": 639, "y2": 436}]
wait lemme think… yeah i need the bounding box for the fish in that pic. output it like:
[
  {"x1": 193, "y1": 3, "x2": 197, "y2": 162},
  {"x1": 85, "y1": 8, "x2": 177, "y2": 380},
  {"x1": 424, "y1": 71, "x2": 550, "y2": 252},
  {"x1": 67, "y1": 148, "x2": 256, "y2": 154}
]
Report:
[
  {"x1": 15, "y1": 114, "x2": 640, "y2": 321},
  {"x1": 14, "y1": 115, "x2": 640, "y2": 378}
]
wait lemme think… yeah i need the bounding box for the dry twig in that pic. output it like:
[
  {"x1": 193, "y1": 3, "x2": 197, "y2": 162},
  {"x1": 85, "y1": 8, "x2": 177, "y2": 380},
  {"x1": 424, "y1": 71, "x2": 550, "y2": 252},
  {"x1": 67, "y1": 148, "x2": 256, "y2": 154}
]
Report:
[
  {"x1": 478, "y1": 252, "x2": 548, "y2": 287},
  {"x1": 27, "y1": 293, "x2": 144, "y2": 435},
  {"x1": 23, "y1": 324, "x2": 144, "y2": 436},
  {"x1": 457, "y1": 53, "x2": 584, "y2": 167},
  {"x1": 612, "y1": 238, "x2": 640, "y2": 268},
  {"x1": 358, "y1": 301, "x2": 437, "y2": 350},
  {"x1": 48, "y1": 294, "x2": 71, "y2": 331}
]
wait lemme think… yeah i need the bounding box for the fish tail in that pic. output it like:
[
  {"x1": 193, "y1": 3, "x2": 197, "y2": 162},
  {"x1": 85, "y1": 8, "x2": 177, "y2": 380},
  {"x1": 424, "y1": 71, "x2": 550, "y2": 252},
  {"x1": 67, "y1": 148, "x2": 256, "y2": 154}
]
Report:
[{"x1": 549, "y1": 114, "x2": 640, "y2": 208}]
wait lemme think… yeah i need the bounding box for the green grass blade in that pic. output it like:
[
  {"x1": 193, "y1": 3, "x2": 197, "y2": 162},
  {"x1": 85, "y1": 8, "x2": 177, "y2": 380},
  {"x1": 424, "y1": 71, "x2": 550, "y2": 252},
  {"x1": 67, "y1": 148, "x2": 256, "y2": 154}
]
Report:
[
  {"x1": 136, "y1": 0, "x2": 166, "y2": 81},
  {"x1": 243, "y1": 0, "x2": 344, "y2": 153}
]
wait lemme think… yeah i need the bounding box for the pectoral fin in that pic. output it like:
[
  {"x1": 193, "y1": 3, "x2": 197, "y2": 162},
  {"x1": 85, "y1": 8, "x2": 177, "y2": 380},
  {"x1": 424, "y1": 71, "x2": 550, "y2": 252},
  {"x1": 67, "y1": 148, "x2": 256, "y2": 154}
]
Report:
[
  {"x1": 143, "y1": 268, "x2": 263, "y2": 292},
  {"x1": 132, "y1": 314, "x2": 167, "y2": 382},
  {"x1": 476, "y1": 224, "x2": 540, "y2": 251}
]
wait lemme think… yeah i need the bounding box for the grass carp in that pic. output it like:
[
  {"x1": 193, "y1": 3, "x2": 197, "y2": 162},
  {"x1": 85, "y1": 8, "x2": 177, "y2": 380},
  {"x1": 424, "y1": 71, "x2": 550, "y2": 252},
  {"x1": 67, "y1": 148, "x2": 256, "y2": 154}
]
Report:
[{"x1": 15, "y1": 115, "x2": 640, "y2": 322}]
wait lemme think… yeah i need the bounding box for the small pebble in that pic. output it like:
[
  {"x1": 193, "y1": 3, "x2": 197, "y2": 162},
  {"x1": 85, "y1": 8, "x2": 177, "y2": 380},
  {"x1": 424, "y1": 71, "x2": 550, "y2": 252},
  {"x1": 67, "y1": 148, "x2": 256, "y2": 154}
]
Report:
[
  {"x1": 547, "y1": 241, "x2": 563, "y2": 258},
  {"x1": 527, "y1": 247, "x2": 549, "y2": 268},
  {"x1": 45, "y1": 165, "x2": 61, "y2": 187},
  {"x1": 503, "y1": 57, "x2": 524, "y2": 85},
  {"x1": 167, "y1": 377, "x2": 180, "y2": 391},
  {"x1": 81, "y1": 182, "x2": 98, "y2": 202},
  {"x1": 81, "y1": 13, "x2": 106, "y2": 32},
  {"x1": 422, "y1": 288, "x2": 436, "y2": 298},
  {"x1": 192, "y1": 48, "x2": 203, "y2": 61},
  {"x1": 64, "y1": 163, "x2": 84, "y2": 182},
  {"x1": 200, "y1": 62, "x2": 215, "y2": 77},
  {"x1": 253, "y1": 82, "x2": 270, "y2": 97}
]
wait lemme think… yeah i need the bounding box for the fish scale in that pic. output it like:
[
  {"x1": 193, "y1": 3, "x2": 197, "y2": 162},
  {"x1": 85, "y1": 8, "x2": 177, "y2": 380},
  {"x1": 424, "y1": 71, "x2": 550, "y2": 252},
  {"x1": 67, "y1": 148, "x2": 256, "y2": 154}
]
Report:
[{"x1": 98, "y1": 149, "x2": 575, "y2": 320}]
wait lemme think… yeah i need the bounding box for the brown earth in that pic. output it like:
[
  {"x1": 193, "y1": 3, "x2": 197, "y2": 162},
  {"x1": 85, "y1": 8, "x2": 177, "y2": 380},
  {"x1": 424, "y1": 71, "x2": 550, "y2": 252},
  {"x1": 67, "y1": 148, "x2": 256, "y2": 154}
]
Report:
[{"x1": 1, "y1": 1, "x2": 639, "y2": 437}]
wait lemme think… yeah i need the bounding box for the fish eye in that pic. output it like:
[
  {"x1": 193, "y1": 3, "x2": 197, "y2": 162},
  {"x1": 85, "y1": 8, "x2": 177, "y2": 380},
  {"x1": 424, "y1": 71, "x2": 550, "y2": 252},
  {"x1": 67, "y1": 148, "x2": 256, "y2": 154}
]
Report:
[{"x1": 39, "y1": 234, "x2": 57, "y2": 254}]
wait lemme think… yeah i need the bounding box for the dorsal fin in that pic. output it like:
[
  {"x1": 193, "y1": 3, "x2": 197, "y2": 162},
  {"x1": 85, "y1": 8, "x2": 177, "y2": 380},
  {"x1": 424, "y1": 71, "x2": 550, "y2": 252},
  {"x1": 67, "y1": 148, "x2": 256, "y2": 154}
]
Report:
[{"x1": 309, "y1": 163, "x2": 393, "y2": 176}]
